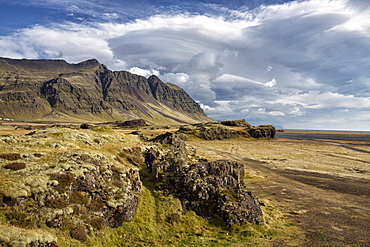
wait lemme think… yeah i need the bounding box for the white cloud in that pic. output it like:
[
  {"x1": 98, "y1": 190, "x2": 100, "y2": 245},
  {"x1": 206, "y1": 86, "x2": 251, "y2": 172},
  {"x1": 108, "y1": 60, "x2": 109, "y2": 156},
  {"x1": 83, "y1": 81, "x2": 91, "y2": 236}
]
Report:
[
  {"x1": 264, "y1": 78, "x2": 277, "y2": 87},
  {"x1": 1, "y1": 0, "x2": 370, "y2": 129},
  {"x1": 128, "y1": 67, "x2": 160, "y2": 77}
]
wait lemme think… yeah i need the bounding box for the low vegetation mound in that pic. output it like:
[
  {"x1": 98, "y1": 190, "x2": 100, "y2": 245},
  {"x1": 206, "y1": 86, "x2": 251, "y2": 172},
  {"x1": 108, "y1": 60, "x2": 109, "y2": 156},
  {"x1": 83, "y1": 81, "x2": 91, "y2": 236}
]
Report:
[{"x1": 0, "y1": 127, "x2": 143, "y2": 245}]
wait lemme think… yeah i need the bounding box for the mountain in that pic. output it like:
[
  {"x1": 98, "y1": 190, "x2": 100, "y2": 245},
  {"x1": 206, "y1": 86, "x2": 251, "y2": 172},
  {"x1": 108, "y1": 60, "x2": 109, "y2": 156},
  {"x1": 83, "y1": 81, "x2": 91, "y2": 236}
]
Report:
[{"x1": 0, "y1": 57, "x2": 212, "y2": 124}]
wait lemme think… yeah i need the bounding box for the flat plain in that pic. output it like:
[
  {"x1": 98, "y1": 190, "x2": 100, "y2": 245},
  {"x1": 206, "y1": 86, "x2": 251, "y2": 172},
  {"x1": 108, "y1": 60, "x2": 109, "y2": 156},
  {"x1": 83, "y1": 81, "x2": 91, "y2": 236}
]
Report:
[{"x1": 188, "y1": 133, "x2": 370, "y2": 246}]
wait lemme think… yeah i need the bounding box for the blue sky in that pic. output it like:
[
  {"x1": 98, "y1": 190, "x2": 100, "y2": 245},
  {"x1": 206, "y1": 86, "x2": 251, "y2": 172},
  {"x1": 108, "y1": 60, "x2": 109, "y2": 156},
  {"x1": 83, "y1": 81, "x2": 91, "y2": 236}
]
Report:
[{"x1": 1, "y1": 0, "x2": 370, "y2": 130}]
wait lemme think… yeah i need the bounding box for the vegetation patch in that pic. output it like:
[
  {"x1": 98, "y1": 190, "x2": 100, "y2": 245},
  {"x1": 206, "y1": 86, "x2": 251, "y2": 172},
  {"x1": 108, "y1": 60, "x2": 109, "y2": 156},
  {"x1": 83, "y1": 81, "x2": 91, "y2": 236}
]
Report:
[
  {"x1": 70, "y1": 225, "x2": 88, "y2": 241},
  {"x1": 4, "y1": 162, "x2": 26, "y2": 170},
  {"x1": 5, "y1": 210, "x2": 36, "y2": 228},
  {"x1": 45, "y1": 198, "x2": 69, "y2": 209},
  {"x1": 33, "y1": 153, "x2": 43, "y2": 158},
  {"x1": 48, "y1": 172, "x2": 75, "y2": 193},
  {"x1": 86, "y1": 217, "x2": 105, "y2": 230},
  {"x1": 69, "y1": 192, "x2": 89, "y2": 205},
  {"x1": 0, "y1": 153, "x2": 21, "y2": 161}
]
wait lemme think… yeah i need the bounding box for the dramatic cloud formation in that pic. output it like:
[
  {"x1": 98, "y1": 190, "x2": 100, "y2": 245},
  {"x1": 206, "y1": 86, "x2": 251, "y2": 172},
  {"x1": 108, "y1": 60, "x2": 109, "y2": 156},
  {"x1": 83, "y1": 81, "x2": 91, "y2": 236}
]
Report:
[{"x1": 1, "y1": 0, "x2": 370, "y2": 130}]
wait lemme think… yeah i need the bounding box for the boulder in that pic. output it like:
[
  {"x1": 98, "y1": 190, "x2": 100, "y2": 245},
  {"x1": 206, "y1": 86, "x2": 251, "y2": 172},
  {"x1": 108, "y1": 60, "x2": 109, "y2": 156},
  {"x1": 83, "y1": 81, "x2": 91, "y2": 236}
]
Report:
[
  {"x1": 221, "y1": 119, "x2": 252, "y2": 128},
  {"x1": 116, "y1": 119, "x2": 148, "y2": 127},
  {"x1": 154, "y1": 132, "x2": 263, "y2": 225},
  {"x1": 249, "y1": 125, "x2": 276, "y2": 139},
  {"x1": 156, "y1": 154, "x2": 263, "y2": 225},
  {"x1": 177, "y1": 123, "x2": 250, "y2": 140}
]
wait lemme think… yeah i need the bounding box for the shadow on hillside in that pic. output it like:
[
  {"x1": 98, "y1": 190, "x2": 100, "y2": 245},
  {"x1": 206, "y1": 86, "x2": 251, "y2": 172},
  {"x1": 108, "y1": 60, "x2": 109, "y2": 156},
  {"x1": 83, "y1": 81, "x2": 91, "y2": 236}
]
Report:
[{"x1": 138, "y1": 163, "x2": 157, "y2": 191}]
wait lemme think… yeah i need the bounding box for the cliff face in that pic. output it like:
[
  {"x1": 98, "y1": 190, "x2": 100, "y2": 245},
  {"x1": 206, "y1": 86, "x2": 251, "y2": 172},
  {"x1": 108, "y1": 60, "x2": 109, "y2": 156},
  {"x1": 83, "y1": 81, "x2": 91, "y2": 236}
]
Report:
[{"x1": 0, "y1": 57, "x2": 212, "y2": 124}]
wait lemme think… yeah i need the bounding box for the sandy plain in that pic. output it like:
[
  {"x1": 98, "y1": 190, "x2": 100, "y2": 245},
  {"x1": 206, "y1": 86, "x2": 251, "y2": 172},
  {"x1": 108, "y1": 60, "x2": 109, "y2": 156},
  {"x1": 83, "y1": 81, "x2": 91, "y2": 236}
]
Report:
[{"x1": 188, "y1": 136, "x2": 370, "y2": 246}]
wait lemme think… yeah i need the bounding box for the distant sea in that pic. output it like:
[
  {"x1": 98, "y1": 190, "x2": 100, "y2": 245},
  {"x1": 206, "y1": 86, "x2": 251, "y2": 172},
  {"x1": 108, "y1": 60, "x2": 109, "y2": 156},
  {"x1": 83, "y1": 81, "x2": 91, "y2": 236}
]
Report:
[{"x1": 275, "y1": 129, "x2": 370, "y2": 144}]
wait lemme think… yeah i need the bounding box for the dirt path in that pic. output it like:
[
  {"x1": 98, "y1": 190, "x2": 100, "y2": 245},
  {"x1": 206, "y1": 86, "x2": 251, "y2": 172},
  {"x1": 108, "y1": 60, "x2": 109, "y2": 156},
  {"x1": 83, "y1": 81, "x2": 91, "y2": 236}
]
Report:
[{"x1": 189, "y1": 141, "x2": 370, "y2": 246}]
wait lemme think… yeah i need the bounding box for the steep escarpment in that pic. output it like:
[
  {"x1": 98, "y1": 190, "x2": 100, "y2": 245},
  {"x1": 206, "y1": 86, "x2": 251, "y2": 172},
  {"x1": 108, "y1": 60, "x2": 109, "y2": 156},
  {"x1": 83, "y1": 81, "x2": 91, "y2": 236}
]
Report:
[{"x1": 0, "y1": 57, "x2": 212, "y2": 124}]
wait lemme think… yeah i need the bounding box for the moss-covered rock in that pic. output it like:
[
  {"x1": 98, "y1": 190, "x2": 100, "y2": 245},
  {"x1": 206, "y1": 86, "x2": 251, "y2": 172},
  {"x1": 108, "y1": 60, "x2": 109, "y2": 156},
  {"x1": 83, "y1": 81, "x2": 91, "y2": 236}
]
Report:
[{"x1": 0, "y1": 128, "x2": 143, "y2": 244}]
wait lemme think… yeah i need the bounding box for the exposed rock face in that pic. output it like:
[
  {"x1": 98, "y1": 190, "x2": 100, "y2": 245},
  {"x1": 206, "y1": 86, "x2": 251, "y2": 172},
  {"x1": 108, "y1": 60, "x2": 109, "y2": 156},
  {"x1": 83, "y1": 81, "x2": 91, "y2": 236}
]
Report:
[
  {"x1": 221, "y1": 119, "x2": 252, "y2": 128},
  {"x1": 249, "y1": 125, "x2": 276, "y2": 139},
  {"x1": 0, "y1": 57, "x2": 212, "y2": 124},
  {"x1": 178, "y1": 123, "x2": 251, "y2": 140},
  {"x1": 116, "y1": 119, "x2": 148, "y2": 127},
  {"x1": 178, "y1": 122, "x2": 276, "y2": 140},
  {"x1": 155, "y1": 133, "x2": 263, "y2": 225}
]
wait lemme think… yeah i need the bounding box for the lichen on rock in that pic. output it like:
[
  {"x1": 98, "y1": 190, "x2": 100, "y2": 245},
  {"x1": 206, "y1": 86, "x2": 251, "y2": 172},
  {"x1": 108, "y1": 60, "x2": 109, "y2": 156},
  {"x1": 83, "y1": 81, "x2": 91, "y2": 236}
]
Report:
[
  {"x1": 154, "y1": 132, "x2": 264, "y2": 225},
  {"x1": 0, "y1": 127, "x2": 143, "y2": 244}
]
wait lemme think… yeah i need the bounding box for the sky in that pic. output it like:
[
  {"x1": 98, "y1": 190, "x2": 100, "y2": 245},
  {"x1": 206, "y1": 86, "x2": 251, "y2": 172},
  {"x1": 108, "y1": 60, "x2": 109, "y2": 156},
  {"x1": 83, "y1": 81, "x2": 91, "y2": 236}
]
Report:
[{"x1": 1, "y1": 0, "x2": 370, "y2": 130}]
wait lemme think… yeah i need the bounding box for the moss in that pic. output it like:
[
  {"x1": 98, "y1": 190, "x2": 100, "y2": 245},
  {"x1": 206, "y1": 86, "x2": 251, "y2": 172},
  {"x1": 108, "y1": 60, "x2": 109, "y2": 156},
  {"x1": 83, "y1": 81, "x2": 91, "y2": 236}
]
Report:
[
  {"x1": 0, "y1": 153, "x2": 21, "y2": 161},
  {"x1": 45, "y1": 198, "x2": 69, "y2": 209},
  {"x1": 70, "y1": 225, "x2": 88, "y2": 241},
  {"x1": 165, "y1": 212, "x2": 181, "y2": 224},
  {"x1": 87, "y1": 200, "x2": 105, "y2": 212},
  {"x1": 48, "y1": 173, "x2": 74, "y2": 193},
  {"x1": 86, "y1": 217, "x2": 105, "y2": 230},
  {"x1": 4, "y1": 162, "x2": 26, "y2": 170},
  {"x1": 69, "y1": 192, "x2": 89, "y2": 205},
  {"x1": 5, "y1": 210, "x2": 36, "y2": 228},
  {"x1": 72, "y1": 205, "x2": 88, "y2": 215}
]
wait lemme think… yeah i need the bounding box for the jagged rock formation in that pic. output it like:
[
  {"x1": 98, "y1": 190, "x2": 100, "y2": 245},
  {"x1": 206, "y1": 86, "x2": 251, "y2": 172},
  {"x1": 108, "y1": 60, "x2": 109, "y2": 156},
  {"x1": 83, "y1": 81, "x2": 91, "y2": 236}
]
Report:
[
  {"x1": 116, "y1": 119, "x2": 148, "y2": 127},
  {"x1": 221, "y1": 119, "x2": 251, "y2": 128},
  {"x1": 249, "y1": 125, "x2": 276, "y2": 139},
  {"x1": 0, "y1": 57, "x2": 212, "y2": 124},
  {"x1": 178, "y1": 123, "x2": 250, "y2": 140},
  {"x1": 0, "y1": 127, "x2": 143, "y2": 244},
  {"x1": 154, "y1": 133, "x2": 264, "y2": 225},
  {"x1": 177, "y1": 122, "x2": 276, "y2": 140}
]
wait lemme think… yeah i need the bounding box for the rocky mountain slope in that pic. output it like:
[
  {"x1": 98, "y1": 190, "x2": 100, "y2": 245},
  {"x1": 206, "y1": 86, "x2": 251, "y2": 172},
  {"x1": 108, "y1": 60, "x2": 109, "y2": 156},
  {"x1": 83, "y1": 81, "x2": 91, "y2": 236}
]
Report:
[{"x1": 0, "y1": 57, "x2": 212, "y2": 124}]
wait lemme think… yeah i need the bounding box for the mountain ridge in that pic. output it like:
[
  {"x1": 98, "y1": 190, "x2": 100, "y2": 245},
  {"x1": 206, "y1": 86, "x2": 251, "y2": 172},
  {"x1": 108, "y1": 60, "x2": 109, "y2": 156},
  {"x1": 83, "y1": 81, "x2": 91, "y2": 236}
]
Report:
[{"x1": 0, "y1": 57, "x2": 212, "y2": 124}]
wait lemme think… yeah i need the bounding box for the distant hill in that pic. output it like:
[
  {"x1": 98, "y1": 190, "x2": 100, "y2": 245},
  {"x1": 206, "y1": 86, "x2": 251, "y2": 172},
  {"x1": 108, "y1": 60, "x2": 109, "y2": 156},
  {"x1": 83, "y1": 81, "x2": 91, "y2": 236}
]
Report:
[{"x1": 0, "y1": 57, "x2": 212, "y2": 124}]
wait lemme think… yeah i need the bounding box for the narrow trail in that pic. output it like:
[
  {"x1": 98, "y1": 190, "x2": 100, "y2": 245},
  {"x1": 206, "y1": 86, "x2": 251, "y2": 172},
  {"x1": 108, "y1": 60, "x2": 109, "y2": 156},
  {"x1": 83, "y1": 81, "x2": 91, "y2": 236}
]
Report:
[{"x1": 195, "y1": 146, "x2": 370, "y2": 246}]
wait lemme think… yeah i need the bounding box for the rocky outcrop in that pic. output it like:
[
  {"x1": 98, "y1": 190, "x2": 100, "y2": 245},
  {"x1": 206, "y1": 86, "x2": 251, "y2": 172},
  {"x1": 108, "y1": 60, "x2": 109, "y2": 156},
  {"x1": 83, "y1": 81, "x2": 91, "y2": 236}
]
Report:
[
  {"x1": 249, "y1": 125, "x2": 276, "y2": 139},
  {"x1": 0, "y1": 128, "x2": 143, "y2": 244},
  {"x1": 177, "y1": 123, "x2": 251, "y2": 140},
  {"x1": 221, "y1": 119, "x2": 251, "y2": 128},
  {"x1": 178, "y1": 122, "x2": 276, "y2": 140},
  {"x1": 116, "y1": 119, "x2": 148, "y2": 127},
  {"x1": 154, "y1": 132, "x2": 263, "y2": 225},
  {"x1": 0, "y1": 57, "x2": 212, "y2": 124}
]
